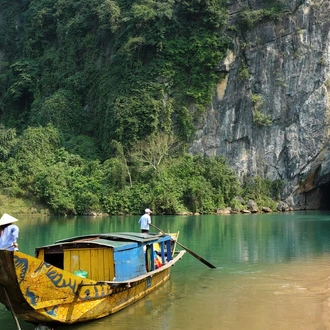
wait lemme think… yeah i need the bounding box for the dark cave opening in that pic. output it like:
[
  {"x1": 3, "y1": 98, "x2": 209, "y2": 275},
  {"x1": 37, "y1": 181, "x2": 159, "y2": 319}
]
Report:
[{"x1": 319, "y1": 182, "x2": 330, "y2": 210}]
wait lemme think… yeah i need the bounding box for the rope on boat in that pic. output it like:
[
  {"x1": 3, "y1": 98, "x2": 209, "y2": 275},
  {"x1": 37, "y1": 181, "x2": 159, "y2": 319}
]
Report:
[{"x1": 1, "y1": 285, "x2": 22, "y2": 330}]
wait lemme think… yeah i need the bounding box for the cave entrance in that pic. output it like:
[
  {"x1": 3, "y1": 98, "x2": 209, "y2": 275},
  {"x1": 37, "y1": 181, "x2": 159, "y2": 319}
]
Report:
[{"x1": 319, "y1": 182, "x2": 330, "y2": 210}]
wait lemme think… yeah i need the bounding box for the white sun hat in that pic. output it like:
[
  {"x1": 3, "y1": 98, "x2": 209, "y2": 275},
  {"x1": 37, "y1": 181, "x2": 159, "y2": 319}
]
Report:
[
  {"x1": 145, "y1": 208, "x2": 152, "y2": 213},
  {"x1": 0, "y1": 213, "x2": 18, "y2": 226}
]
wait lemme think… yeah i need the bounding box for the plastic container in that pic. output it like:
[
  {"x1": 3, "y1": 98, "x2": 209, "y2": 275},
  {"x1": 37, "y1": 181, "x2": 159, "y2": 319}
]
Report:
[{"x1": 74, "y1": 270, "x2": 88, "y2": 278}]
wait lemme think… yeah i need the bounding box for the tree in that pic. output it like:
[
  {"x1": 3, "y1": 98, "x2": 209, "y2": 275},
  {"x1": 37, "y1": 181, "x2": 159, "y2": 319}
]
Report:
[{"x1": 129, "y1": 132, "x2": 181, "y2": 173}]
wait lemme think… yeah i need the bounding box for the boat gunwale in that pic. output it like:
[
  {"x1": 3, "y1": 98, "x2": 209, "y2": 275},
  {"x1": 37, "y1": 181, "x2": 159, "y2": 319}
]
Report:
[{"x1": 78, "y1": 249, "x2": 186, "y2": 286}]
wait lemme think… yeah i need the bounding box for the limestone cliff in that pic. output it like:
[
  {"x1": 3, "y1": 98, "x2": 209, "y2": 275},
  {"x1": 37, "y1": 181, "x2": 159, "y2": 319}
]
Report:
[{"x1": 189, "y1": 0, "x2": 330, "y2": 210}]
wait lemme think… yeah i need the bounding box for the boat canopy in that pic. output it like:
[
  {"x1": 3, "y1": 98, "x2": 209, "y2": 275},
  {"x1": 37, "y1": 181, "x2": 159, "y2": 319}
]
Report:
[{"x1": 36, "y1": 232, "x2": 170, "y2": 250}]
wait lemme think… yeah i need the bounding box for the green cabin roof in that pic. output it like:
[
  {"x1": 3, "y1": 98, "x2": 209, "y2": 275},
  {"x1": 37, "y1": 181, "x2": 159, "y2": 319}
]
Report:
[{"x1": 36, "y1": 232, "x2": 170, "y2": 251}]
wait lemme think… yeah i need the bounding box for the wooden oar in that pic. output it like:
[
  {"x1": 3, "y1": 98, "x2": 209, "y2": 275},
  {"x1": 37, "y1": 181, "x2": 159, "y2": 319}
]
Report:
[
  {"x1": 1, "y1": 285, "x2": 22, "y2": 330},
  {"x1": 149, "y1": 223, "x2": 217, "y2": 269}
]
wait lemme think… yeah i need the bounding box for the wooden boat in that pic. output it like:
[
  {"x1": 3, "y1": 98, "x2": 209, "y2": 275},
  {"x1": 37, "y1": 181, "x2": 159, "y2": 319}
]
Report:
[{"x1": 0, "y1": 232, "x2": 185, "y2": 326}]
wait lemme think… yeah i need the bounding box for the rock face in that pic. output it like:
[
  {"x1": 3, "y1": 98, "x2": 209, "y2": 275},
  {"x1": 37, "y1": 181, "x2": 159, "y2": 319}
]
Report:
[{"x1": 189, "y1": 0, "x2": 330, "y2": 210}]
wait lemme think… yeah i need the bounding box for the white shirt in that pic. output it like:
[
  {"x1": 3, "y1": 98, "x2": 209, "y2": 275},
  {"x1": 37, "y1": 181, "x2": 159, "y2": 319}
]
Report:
[
  {"x1": 0, "y1": 224, "x2": 19, "y2": 251},
  {"x1": 138, "y1": 213, "x2": 151, "y2": 230}
]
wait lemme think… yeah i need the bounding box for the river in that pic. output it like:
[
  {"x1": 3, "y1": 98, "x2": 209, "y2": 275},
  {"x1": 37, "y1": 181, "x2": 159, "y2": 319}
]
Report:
[{"x1": 2, "y1": 211, "x2": 330, "y2": 330}]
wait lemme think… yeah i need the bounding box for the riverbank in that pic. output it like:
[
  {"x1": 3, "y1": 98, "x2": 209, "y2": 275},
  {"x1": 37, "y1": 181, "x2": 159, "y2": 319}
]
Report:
[
  {"x1": 0, "y1": 194, "x2": 50, "y2": 216},
  {"x1": 0, "y1": 193, "x2": 294, "y2": 217},
  {"x1": 0, "y1": 194, "x2": 294, "y2": 216}
]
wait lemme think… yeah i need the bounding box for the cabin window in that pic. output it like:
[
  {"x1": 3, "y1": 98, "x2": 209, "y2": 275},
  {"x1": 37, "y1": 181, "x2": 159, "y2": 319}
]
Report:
[{"x1": 44, "y1": 253, "x2": 64, "y2": 269}]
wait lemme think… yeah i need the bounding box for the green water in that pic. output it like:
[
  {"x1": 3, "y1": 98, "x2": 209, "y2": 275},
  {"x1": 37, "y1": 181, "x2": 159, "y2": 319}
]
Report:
[{"x1": 2, "y1": 211, "x2": 330, "y2": 330}]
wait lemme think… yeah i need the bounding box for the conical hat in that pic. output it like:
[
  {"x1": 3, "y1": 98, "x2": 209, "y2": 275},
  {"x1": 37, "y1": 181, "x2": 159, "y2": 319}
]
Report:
[{"x1": 0, "y1": 213, "x2": 18, "y2": 226}]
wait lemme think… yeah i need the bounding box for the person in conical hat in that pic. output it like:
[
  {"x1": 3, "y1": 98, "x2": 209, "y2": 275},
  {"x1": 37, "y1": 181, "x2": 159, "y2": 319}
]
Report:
[{"x1": 0, "y1": 213, "x2": 19, "y2": 251}]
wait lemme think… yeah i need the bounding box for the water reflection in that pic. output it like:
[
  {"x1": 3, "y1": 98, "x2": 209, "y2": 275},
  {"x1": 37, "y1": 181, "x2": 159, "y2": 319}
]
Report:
[{"x1": 2, "y1": 211, "x2": 330, "y2": 329}]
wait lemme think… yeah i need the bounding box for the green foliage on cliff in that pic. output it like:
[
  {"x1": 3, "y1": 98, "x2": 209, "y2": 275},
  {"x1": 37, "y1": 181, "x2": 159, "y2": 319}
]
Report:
[
  {"x1": 239, "y1": 1, "x2": 284, "y2": 30},
  {"x1": 0, "y1": 0, "x2": 231, "y2": 155},
  {"x1": 0, "y1": 1, "x2": 284, "y2": 214}
]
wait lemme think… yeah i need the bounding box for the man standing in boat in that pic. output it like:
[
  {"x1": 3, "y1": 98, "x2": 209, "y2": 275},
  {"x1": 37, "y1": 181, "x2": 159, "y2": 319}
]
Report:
[{"x1": 138, "y1": 208, "x2": 152, "y2": 233}]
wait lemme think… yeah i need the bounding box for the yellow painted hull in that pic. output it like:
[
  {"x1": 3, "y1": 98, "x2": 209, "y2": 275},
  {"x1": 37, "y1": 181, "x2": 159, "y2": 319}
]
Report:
[{"x1": 0, "y1": 249, "x2": 184, "y2": 325}]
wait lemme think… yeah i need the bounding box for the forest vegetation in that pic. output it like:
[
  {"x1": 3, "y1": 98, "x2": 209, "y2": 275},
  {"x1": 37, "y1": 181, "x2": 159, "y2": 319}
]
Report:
[{"x1": 0, "y1": 0, "x2": 285, "y2": 215}]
